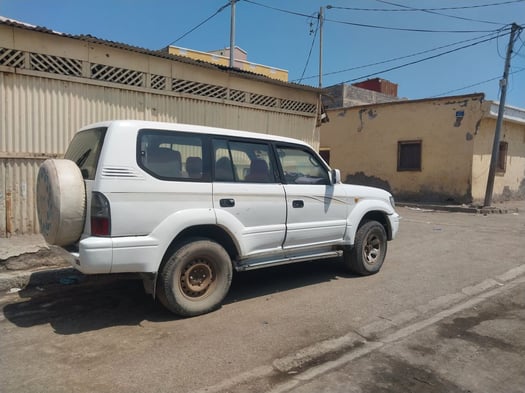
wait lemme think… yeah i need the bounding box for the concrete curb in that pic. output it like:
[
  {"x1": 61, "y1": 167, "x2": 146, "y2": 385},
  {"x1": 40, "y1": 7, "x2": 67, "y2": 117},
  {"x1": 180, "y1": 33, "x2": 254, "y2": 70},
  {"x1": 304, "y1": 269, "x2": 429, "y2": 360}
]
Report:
[
  {"x1": 0, "y1": 267, "x2": 83, "y2": 292},
  {"x1": 397, "y1": 202, "x2": 519, "y2": 214}
]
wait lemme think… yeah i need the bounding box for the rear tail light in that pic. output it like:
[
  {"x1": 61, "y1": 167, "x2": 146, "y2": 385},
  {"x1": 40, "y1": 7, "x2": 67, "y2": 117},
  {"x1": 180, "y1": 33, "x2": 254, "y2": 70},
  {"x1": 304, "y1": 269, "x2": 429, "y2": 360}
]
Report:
[{"x1": 91, "y1": 192, "x2": 111, "y2": 236}]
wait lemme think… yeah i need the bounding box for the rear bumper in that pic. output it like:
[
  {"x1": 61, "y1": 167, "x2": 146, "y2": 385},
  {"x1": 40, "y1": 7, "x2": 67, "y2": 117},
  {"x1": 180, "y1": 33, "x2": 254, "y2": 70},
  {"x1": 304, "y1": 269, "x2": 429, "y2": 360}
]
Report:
[{"x1": 71, "y1": 236, "x2": 161, "y2": 274}]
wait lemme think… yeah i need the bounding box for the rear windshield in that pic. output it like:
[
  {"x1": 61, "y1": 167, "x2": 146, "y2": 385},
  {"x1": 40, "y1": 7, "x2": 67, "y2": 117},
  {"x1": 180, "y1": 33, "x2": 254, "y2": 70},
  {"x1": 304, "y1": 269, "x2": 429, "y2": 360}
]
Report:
[{"x1": 64, "y1": 127, "x2": 107, "y2": 180}]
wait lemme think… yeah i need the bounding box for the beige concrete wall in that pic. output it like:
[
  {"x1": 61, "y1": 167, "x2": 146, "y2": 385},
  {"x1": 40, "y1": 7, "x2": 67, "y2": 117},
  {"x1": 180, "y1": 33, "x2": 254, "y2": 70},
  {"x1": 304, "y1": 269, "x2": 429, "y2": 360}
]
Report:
[
  {"x1": 321, "y1": 94, "x2": 485, "y2": 203},
  {"x1": 472, "y1": 116, "x2": 525, "y2": 202}
]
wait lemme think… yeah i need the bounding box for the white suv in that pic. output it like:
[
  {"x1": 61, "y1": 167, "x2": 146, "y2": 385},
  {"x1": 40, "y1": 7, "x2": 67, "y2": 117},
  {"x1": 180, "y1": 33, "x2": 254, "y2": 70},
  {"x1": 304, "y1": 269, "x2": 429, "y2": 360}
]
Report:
[{"x1": 37, "y1": 120, "x2": 399, "y2": 317}]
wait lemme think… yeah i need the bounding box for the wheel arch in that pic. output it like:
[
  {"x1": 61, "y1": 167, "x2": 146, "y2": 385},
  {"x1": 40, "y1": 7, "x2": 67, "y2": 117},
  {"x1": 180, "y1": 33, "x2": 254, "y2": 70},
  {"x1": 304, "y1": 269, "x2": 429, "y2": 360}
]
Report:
[
  {"x1": 149, "y1": 224, "x2": 239, "y2": 299},
  {"x1": 346, "y1": 200, "x2": 394, "y2": 245},
  {"x1": 360, "y1": 211, "x2": 392, "y2": 240},
  {"x1": 176, "y1": 225, "x2": 238, "y2": 259},
  {"x1": 159, "y1": 225, "x2": 239, "y2": 274}
]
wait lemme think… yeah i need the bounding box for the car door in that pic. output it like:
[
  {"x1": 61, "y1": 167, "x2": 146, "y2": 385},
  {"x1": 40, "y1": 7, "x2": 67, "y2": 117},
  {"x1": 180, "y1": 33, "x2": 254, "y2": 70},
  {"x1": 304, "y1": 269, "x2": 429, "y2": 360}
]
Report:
[
  {"x1": 212, "y1": 138, "x2": 287, "y2": 257},
  {"x1": 276, "y1": 144, "x2": 349, "y2": 249}
]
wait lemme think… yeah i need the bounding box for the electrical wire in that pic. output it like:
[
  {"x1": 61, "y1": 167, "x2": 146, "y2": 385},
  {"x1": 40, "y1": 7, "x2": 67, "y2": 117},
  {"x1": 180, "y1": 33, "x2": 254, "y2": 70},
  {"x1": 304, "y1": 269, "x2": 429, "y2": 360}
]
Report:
[
  {"x1": 298, "y1": 16, "x2": 320, "y2": 83},
  {"x1": 166, "y1": 1, "x2": 232, "y2": 46},
  {"x1": 512, "y1": 33, "x2": 525, "y2": 57},
  {"x1": 242, "y1": 0, "x2": 500, "y2": 33},
  {"x1": 241, "y1": 0, "x2": 312, "y2": 18},
  {"x1": 327, "y1": 0, "x2": 525, "y2": 12},
  {"x1": 374, "y1": 0, "x2": 504, "y2": 25},
  {"x1": 324, "y1": 16, "x2": 503, "y2": 33},
  {"x1": 293, "y1": 31, "x2": 502, "y2": 82},
  {"x1": 431, "y1": 67, "x2": 525, "y2": 97},
  {"x1": 340, "y1": 30, "x2": 511, "y2": 84}
]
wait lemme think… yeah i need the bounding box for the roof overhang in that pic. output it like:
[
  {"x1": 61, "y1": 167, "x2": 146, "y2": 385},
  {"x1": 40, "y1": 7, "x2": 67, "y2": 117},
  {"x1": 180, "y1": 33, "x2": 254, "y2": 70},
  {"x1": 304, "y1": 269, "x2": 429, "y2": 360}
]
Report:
[
  {"x1": 487, "y1": 101, "x2": 525, "y2": 125},
  {"x1": 0, "y1": 16, "x2": 321, "y2": 94}
]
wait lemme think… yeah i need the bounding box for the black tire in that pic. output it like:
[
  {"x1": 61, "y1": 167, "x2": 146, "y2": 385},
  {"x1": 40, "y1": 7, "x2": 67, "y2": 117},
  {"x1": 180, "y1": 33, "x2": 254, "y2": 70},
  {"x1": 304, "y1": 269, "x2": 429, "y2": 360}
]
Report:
[
  {"x1": 158, "y1": 239, "x2": 232, "y2": 317},
  {"x1": 343, "y1": 220, "x2": 387, "y2": 276}
]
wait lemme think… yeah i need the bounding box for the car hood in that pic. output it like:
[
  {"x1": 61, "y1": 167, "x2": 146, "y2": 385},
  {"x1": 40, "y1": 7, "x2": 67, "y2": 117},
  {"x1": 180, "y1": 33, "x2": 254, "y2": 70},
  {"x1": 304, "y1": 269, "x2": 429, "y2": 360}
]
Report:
[{"x1": 340, "y1": 183, "x2": 393, "y2": 202}]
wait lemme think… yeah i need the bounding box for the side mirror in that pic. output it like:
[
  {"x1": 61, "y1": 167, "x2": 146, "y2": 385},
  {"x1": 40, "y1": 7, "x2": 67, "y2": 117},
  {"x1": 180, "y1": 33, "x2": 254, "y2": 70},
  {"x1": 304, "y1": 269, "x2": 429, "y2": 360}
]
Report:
[{"x1": 330, "y1": 169, "x2": 341, "y2": 185}]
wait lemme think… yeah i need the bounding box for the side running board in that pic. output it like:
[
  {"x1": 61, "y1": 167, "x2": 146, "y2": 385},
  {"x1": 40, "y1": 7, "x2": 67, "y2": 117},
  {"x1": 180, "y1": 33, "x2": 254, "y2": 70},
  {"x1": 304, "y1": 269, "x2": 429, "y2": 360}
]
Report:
[{"x1": 236, "y1": 250, "x2": 343, "y2": 272}]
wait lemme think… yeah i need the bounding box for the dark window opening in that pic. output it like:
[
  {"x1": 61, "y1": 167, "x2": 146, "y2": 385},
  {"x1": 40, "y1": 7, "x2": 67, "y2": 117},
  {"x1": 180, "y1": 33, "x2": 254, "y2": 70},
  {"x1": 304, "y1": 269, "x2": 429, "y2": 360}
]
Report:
[
  {"x1": 398, "y1": 140, "x2": 422, "y2": 171},
  {"x1": 497, "y1": 141, "x2": 508, "y2": 174},
  {"x1": 319, "y1": 149, "x2": 330, "y2": 165}
]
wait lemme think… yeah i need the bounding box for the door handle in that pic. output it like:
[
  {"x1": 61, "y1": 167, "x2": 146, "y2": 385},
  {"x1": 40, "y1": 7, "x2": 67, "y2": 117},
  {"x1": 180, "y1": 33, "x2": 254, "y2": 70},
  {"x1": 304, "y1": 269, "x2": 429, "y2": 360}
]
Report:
[
  {"x1": 292, "y1": 200, "x2": 304, "y2": 208},
  {"x1": 220, "y1": 198, "x2": 235, "y2": 208}
]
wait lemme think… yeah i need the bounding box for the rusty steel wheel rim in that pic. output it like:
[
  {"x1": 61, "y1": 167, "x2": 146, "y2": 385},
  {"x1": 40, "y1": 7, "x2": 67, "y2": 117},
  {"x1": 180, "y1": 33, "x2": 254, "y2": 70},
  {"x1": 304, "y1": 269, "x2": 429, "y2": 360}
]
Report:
[
  {"x1": 180, "y1": 258, "x2": 216, "y2": 299},
  {"x1": 363, "y1": 233, "x2": 381, "y2": 266}
]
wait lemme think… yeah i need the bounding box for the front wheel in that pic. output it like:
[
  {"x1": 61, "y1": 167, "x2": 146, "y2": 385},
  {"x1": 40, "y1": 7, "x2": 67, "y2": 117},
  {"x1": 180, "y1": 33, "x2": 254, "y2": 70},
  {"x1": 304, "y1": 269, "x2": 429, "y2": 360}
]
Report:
[
  {"x1": 343, "y1": 220, "x2": 387, "y2": 276},
  {"x1": 158, "y1": 239, "x2": 233, "y2": 317}
]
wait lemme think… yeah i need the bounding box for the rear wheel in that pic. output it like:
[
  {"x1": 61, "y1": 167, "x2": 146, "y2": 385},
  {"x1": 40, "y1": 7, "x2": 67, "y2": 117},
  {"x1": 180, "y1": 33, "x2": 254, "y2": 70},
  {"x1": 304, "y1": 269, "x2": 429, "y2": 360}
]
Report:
[
  {"x1": 343, "y1": 220, "x2": 387, "y2": 275},
  {"x1": 158, "y1": 239, "x2": 232, "y2": 317}
]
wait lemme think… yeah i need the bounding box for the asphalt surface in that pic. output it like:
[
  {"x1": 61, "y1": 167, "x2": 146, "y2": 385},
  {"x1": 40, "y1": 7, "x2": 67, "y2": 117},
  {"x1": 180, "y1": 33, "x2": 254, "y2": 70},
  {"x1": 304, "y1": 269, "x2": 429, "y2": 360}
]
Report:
[
  {"x1": 0, "y1": 202, "x2": 524, "y2": 393},
  {"x1": 253, "y1": 277, "x2": 525, "y2": 393}
]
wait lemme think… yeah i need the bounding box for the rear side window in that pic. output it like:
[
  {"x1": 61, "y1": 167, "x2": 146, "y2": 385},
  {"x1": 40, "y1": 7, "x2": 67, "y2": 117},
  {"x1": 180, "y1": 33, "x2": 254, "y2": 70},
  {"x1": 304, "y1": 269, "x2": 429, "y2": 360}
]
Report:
[
  {"x1": 137, "y1": 130, "x2": 209, "y2": 181},
  {"x1": 64, "y1": 127, "x2": 107, "y2": 180},
  {"x1": 212, "y1": 139, "x2": 276, "y2": 183}
]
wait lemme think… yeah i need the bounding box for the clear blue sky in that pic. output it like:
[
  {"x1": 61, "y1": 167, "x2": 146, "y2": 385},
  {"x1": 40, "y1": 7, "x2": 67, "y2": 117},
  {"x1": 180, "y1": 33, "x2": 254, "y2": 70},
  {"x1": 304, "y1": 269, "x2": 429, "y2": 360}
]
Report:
[{"x1": 1, "y1": 0, "x2": 524, "y2": 107}]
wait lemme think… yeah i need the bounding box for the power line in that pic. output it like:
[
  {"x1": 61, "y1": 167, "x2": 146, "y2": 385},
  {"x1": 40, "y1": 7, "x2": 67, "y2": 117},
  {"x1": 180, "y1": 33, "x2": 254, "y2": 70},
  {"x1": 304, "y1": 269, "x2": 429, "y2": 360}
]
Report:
[
  {"x1": 242, "y1": 0, "x2": 312, "y2": 18},
  {"x1": 374, "y1": 0, "x2": 504, "y2": 25},
  {"x1": 430, "y1": 68, "x2": 525, "y2": 97},
  {"x1": 324, "y1": 16, "x2": 502, "y2": 33},
  {"x1": 327, "y1": 0, "x2": 525, "y2": 12},
  {"x1": 298, "y1": 16, "x2": 320, "y2": 83},
  {"x1": 166, "y1": 1, "x2": 231, "y2": 46},
  {"x1": 513, "y1": 33, "x2": 525, "y2": 57},
  {"x1": 243, "y1": 0, "x2": 500, "y2": 33},
  {"x1": 340, "y1": 30, "x2": 512, "y2": 84},
  {"x1": 293, "y1": 31, "x2": 502, "y2": 82}
]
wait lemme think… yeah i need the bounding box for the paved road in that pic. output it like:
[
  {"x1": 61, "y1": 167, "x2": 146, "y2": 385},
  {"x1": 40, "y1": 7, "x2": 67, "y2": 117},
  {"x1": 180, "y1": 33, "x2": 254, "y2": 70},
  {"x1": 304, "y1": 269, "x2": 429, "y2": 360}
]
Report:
[
  {"x1": 251, "y1": 277, "x2": 525, "y2": 393},
  {"x1": 1, "y1": 205, "x2": 524, "y2": 393}
]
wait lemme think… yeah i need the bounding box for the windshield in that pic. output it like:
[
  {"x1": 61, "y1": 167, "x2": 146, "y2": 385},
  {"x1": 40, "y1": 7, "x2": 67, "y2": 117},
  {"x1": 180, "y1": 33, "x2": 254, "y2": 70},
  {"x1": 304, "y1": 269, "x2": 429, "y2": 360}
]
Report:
[{"x1": 64, "y1": 127, "x2": 107, "y2": 180}]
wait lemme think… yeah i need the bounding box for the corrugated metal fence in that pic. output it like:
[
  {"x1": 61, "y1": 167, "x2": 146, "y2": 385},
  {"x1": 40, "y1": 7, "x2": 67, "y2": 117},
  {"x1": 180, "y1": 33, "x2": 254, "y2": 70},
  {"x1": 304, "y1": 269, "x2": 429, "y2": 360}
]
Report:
[{"x1": 0, "y1": 71, "x2": 318, "y2": 236}]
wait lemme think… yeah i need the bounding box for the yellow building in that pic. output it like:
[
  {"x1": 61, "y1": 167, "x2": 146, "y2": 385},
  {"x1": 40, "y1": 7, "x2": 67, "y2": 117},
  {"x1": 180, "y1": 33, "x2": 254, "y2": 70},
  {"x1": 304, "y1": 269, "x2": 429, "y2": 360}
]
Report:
[
  {"x1": 320, "y1": 93, "x2": 525, "y2": 204},
  {"x1": 165, "y1": 45, "x2": 289, "y2": 82}
]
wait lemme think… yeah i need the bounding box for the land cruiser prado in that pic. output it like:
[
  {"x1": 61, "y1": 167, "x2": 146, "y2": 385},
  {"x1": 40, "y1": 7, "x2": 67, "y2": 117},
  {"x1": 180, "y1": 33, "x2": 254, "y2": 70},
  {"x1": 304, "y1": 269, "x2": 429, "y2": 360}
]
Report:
[{"x1": 37, "y1": 120, "x2": 400, "y2": 317}]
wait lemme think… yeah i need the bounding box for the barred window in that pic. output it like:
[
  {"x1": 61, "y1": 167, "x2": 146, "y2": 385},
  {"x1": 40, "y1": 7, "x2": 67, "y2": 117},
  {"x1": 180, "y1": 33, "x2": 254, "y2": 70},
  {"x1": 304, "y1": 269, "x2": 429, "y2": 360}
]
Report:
[
  {"x1": 497, "y1": 141, "x2": 508, "y2": 174},
  {"x1": 398, "y1": 140, "x2": 422, "y2": 172}
]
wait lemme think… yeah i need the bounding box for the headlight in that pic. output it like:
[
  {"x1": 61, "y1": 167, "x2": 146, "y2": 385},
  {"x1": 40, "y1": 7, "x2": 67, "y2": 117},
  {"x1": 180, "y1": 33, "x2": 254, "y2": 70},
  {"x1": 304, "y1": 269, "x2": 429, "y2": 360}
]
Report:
[{"x1": 389, "y1": 196, "x2": 396, "y2": 209}]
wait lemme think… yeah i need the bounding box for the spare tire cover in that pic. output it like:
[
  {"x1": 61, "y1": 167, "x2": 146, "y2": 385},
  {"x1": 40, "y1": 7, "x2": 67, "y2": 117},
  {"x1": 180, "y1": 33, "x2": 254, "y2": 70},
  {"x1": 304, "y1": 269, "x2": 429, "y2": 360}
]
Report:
[{"x1": 37, "y1": 159, "x2": 86, "y2": 246}]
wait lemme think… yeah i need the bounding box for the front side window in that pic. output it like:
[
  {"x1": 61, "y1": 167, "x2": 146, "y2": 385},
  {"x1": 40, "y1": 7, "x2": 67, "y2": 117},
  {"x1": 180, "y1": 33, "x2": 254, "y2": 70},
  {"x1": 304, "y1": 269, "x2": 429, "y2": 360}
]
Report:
[
  {"x1": 213, "y1": 139, "x2": 275, "y2": 183},
  {"x1": 64, "y1": 127, "x2": 107, "y2": 180},
  {"x1": 138, "y1": 130, "x2": 208, "y2": 181},
  {"x1": 277, "y1": 146, "x2": 330, "y2": 185}
]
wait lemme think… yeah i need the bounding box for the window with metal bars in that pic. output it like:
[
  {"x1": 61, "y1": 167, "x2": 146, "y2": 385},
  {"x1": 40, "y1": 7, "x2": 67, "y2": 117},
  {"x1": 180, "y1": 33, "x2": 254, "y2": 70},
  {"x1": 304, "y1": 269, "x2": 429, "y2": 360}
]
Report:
[
  {"x1": 497, "y1": 141, "x2": 508, "y2": 174},
  {"x1": 397, "y1": 140, "x2": 422, "y2": 172}
]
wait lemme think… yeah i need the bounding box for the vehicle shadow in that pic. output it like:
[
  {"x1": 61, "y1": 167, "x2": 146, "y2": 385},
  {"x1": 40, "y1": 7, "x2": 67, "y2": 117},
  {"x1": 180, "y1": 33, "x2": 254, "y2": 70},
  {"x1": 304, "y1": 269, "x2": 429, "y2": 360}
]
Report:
[
  {"x1": 2, "y1": 258, "x2": 354, "y2": 335},
  {"x1": 226, "y1": 258, "x2": 351, "y2": 303}
]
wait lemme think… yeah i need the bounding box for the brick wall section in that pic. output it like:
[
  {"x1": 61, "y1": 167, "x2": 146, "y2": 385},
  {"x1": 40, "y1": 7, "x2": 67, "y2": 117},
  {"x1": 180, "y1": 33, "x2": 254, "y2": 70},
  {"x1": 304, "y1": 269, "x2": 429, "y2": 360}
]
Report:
[{"x1": 323, "y1": 84, "x2": 403, "y2": 109}]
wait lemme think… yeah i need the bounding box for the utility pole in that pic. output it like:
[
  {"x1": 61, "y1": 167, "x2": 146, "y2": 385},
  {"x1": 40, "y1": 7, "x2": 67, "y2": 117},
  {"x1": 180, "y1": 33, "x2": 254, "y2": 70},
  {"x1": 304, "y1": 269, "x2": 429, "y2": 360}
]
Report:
[
  {"x1": 229, "y1": 0, "x2": 236, "y2": 68},
  {"x1": 483, "y1": 23, "x2": 521, "y2": 207},
  {"x1": 318, "y1": 6, "x2": 324, "y2": 88}
]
